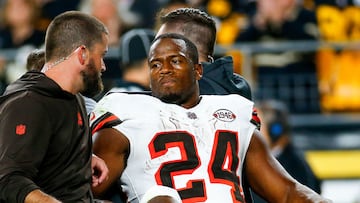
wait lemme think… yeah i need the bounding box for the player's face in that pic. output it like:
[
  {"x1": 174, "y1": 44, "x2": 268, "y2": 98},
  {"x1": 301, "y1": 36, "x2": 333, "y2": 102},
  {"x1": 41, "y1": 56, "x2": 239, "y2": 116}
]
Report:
[
  {"x1": 148, "y1": 38, "x2": 199, "y2": 106},
  {"x1": 81, "y1": 34, "x2": 108, "y2": 97}
]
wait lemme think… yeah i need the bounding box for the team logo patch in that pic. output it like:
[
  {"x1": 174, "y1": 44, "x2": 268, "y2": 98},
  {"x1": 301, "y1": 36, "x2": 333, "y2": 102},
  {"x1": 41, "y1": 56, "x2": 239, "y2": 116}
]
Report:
[
  {"x1": 187, "y1": 112, "x2": 198, "y2": 119},
  {"x1": 16, "y1": 124, "x2": 26, "y2": 135},
  {"x1": 213, "y1": 109, "x2": 236, "y2": 122}
]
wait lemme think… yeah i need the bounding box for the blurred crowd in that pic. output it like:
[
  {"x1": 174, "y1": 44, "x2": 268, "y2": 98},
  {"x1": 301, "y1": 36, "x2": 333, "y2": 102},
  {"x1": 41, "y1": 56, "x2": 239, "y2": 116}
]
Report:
[{"x1": 1, "y1": 0, "x2": 360, "y2": 113}]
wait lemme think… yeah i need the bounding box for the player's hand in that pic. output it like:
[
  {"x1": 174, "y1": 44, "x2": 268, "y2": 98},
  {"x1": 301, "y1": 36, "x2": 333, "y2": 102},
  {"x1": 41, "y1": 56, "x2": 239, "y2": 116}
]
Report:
[{"x1": 91, "y1": 154, "x2": 109, "y2": 187}]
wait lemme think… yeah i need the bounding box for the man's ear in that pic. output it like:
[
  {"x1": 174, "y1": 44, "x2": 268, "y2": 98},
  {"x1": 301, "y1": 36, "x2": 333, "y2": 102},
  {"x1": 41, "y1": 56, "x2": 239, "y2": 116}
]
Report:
[
  {"x1": 194, "y1": 63, "x2": 203, "y2": 80},
  {"x1": 78, "y1": 46, "x2": 87, "y2": 65}
]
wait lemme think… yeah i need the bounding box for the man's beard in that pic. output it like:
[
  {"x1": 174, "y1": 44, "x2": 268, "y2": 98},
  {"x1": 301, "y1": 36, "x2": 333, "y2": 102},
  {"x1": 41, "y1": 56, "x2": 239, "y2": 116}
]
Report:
[{"x1": 80, "y1": 59, "x2": 104, "y2": 98}]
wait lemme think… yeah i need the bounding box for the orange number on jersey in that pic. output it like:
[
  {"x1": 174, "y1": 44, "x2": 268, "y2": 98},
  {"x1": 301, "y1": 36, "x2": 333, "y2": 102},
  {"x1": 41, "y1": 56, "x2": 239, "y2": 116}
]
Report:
[{"x1": 148, "y1": 130, "x2": 245, "y2": 203}]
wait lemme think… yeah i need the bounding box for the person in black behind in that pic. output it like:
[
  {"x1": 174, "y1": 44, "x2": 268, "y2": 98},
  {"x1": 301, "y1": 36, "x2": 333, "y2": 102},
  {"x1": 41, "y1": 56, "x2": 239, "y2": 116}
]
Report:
[
  {"x1": 252, "y1": 99, "x2": 322, "y2": 203},
  {"x1": 109, "y1": 28, "x2": 155, "y2": 93}
]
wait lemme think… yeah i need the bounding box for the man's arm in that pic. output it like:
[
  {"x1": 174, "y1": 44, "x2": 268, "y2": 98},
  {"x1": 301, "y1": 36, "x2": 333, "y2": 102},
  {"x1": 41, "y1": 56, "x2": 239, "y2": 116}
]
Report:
[
  {"x1": 91, "y1": 154, "x2": 109, "y2": 187},
  {"x1": 25, "y1": 190, "x2": 61, "y2": 203},
  {"x1": 245, "y1": 130, "x2": 332, "y2": 202},
  {"x1": 0, "y1": 96, "x2": 52, "y2": 202},
  {"x1": 92, "y1": 128, "x2": 130, "y2": 198}
]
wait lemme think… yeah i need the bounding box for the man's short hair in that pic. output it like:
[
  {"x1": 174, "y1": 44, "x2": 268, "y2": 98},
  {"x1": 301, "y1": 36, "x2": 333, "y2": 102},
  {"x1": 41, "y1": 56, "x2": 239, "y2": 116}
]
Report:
[{"x1": 45, "y1": 11, "x2": 108, "y2": 61}]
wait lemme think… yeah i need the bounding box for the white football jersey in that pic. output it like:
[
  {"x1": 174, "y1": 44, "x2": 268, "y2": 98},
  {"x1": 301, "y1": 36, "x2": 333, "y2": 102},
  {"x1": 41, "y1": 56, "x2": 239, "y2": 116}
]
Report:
[{"x1": 90, "y1": 93, "x2": 256, "y2": 203}]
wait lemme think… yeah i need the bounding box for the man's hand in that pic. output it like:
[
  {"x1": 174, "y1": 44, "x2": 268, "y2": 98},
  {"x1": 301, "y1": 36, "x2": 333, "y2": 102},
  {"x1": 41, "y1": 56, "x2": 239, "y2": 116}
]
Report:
[
  {"x1": 91, "y1": 154, "x2": 109, "y2": 187},
  {"x1": 25, "y1": 189, "x2": 61, "y2": 203}
]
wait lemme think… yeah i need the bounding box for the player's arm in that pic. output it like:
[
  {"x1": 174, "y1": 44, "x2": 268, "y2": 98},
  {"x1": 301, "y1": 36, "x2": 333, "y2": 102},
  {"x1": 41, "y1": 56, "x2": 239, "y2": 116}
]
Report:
[
  {"x1": 91, "y1": 128, "x2": 129, "y2": 198},
  {"x1": 244, "y1": 130, "x2": 332, "y2": 202}
]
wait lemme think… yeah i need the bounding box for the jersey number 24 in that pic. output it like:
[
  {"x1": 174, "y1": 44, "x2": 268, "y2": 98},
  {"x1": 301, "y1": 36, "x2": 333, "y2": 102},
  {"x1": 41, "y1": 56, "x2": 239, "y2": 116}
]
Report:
[{"x1": 149, "y1": 130, "x2": 245, "y2": 203}]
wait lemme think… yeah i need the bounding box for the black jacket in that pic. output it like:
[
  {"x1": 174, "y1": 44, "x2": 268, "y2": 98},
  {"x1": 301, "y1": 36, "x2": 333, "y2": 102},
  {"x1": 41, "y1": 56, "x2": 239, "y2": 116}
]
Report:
[
  {"x1": 0, "y1": 71, "x2": 93, "y2": 202},
  {"x1": 200, "y1": 56, "x2": 252, "y2": 100}
]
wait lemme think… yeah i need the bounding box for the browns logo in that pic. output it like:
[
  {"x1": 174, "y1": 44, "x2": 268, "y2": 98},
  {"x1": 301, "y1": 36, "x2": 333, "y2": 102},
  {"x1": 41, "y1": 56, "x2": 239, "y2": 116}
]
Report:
[{"x1": 16, "y1": 124, "x2": 26, "y2": 135}]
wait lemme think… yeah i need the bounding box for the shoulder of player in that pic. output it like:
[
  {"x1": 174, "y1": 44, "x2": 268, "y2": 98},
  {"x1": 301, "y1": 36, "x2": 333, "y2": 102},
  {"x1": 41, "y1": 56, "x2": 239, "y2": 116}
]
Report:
[
  {"x1": 202, "y1": 95, "x2": 254, "y2": 114},
  {"x1": 94, "y1": 91, "x2": 158, "y2": 115},
  {"x1": 100, "y1": 91, "x2": 152, "y2": 102},
  {"x1": 202, "y1": 94, "x2": 252, "y2": 102}
]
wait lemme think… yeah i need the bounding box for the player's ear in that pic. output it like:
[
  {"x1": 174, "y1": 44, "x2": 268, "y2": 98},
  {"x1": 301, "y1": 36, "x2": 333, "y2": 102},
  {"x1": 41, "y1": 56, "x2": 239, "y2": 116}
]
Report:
[{"x1": 194, "y1": 63, "x2": 203, "y2": 80}]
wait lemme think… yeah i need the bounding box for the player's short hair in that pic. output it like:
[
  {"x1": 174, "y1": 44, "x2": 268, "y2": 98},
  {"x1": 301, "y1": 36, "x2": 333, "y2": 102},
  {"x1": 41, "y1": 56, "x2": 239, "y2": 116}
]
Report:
[{"x1": 153, "y1": 33, "x2": 199, "y2": 65}]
